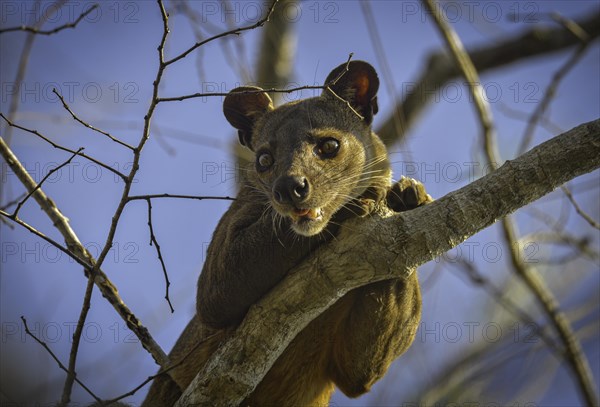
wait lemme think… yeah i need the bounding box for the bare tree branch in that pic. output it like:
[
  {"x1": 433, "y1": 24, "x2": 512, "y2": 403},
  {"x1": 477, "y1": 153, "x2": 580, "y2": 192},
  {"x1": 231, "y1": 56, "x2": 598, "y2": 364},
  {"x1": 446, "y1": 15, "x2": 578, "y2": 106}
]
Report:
[
  {"x1": 20, "y1": 316, "x2": 100, "y2": 401},
  {"x1": 518, "y1": 29, "x2": 591, "y2": 154},
  {"x1": 0, "y1": 192, "x2": 27, "y2": 211},
  {"x1": 157, "y1": 55, "x2": 356, "y2": 103},
  {"x1": 417, "y1": 316, "x2": 599, "y2": 405},
  {"x1": 157, "y1": 83, "x2": 328, "y2": 103},
  {"x1": 176, "y1": 119, "x2": 600, "y2": 405},
  {"x1": 59, "y1": 273, "x2": 95, "y2": 406},
  {"x1": 12, "y1": 147, "x2": 83, "y2": 219},
  {"x1": 0, "y1": 113, "x2": 127, "y2": 181},
  {"x1": 497, "y1": 101, "x2": 564, "y2": 135},
  {"x1": 524, "y1": 232, "x2": 599, "y2": 263},
  {"x1": 0, "y1": 208, "x2": 88, "y2": 268},
  {"x1": 52, "y1": 89, "x2": 135, "y2": 151},
  {"x1": 376, "y1": 10, "x2": 600, "y2": 145},
  {"x1": 420, "y1": 0, "x2": 500, "y2": 162},
  {"x1": 0, "y1": 4, "x2": 98, "y2": 35},
  {"x1": 561, "y1": 186, "x2": 600, "y2": 230},
  {"x1": 146, "y1": 198, "x2": 174, "y2": 313},
  {"x1": 450, "y1": 259, "x2": 561, "y2": 354},
  {"x1": 127, "y1": 194, "x2": 235, "y2": 202},
  {"x1": 163, "y1": 0, "x2": 279, "y2": 67},
  {"x1": 104, "y1": 331, "x2": 221, "y2": 404}
]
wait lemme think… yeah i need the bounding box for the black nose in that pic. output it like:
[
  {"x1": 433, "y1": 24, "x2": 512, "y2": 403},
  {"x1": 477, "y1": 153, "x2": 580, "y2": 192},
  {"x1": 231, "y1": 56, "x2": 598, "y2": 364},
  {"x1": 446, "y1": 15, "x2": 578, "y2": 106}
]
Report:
[{"x1": 273, "y1": 176, "x2": 310, "y2": 205}]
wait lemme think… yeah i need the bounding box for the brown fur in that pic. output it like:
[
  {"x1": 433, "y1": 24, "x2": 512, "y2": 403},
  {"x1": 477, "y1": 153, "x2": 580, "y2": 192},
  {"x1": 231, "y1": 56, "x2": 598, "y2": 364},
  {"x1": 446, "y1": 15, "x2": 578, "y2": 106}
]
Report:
[{"x1": 143, "y1": 61, "x2": 428, "y2": 406}]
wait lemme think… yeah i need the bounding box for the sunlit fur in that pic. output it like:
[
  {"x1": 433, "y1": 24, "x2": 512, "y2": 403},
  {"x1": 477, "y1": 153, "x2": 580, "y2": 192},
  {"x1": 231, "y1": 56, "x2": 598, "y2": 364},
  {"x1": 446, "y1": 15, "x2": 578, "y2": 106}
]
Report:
[
  {"x1": 142, "y1": 61, "x2": 423, "y2": 407},
  {"x1": 248, "y1": 96, "x2": 391, "y2": 237}
]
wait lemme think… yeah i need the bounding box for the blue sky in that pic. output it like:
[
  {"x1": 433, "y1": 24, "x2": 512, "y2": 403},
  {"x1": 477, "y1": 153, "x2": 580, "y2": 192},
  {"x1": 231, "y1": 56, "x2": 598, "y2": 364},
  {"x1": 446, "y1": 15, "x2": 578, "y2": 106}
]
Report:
[{"x1": 1, "y1": 1, "x2": 599, "y2": 405}]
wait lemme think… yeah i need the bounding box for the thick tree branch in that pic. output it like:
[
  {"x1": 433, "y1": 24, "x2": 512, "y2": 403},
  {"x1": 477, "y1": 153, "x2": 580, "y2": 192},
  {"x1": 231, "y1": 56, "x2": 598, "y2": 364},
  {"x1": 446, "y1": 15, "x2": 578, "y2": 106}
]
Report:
[{"x1": 177, "y1": 119, "x2": 600, "y2": 405}]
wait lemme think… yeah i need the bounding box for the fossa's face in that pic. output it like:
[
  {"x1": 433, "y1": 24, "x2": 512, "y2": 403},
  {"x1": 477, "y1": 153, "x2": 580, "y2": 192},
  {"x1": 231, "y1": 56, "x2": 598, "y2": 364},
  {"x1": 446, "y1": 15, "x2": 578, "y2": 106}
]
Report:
[
  {"x1": 222, "y1": 61, "x2": 386, "y2": 236},
  {"x1": 249, "y1": 98, "x2": 376, "y2": 236}
]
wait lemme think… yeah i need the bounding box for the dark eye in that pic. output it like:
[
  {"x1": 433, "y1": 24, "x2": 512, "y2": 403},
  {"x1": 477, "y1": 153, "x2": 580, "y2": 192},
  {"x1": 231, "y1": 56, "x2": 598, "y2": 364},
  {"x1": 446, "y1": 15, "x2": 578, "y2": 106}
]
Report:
[
  {"x1": 256, "y1": 151, "x2": 274, "y2": 172},
  {"x1": 316, "y1": 138, "x2": 340, "y2": 158}
]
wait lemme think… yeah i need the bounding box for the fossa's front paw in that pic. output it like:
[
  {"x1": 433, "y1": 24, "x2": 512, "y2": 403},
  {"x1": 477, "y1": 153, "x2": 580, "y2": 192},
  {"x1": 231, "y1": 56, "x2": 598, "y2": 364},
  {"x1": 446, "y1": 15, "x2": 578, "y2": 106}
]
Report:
[
  {"x1": 386, "y1": 176, "x2": 432, "y2": 212},
  {"x1": 335, "y1": 185, "x2": 388, "y2": 221}
]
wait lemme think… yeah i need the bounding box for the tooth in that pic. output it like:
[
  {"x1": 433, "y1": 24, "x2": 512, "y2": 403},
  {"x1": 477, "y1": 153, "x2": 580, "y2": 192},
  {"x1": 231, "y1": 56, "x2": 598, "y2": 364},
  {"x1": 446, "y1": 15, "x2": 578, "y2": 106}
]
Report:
[{"x1": 310, "y1": 208, "x2": 322, "y2": 219}]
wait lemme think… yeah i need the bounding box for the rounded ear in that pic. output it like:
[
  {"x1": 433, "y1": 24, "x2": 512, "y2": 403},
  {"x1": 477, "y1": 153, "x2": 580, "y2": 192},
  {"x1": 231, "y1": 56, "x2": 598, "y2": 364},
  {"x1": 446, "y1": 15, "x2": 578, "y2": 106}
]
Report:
[
  {"x1": 223, "y1": 86, "x2": 274, "y2": 150},
  {"x1": 322, "y1": 60, "x2": 380, "y2": 124}
]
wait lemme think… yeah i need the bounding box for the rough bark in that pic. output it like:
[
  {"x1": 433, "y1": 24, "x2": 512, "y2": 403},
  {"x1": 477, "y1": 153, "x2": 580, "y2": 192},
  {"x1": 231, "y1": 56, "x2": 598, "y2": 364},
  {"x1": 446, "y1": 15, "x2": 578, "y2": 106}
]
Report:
[{"x1": 176, "y1": 118, "x2": 600, "y2": 406}]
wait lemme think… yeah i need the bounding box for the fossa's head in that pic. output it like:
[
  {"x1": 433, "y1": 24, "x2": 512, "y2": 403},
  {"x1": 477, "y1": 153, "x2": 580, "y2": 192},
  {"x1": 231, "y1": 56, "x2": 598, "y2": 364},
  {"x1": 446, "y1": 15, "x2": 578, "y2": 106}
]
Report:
[{"x1": 223, "y1": 61, "x2": 389, "y2": 236}]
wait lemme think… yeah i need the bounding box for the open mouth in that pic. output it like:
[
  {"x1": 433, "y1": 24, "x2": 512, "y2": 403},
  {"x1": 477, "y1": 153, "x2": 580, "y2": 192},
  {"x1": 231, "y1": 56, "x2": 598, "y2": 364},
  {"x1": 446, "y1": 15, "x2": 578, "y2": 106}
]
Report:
[{"x1": 292, "y1": 207, "x2": 323, "y2": 222}]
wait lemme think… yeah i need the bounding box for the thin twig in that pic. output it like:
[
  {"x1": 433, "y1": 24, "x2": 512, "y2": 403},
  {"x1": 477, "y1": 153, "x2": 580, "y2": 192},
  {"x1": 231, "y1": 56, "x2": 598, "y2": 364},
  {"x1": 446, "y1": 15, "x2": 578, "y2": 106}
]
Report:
[
  {"x1": 146, "y1": 198, "x2": 174, "y2": 313},
  {"x1": 0, "y1": 113, "x2": 127, "y2": 181},
  {"x1": 20, "y1": 316, "x2": 100, "y2": 401},
  {"x1": 59, "y1": 273, "x2": 95, "y2": 406},
  {"x1": 128, "y1": 193, "x2": 235, "y2": 202},
  {"x1": 526, "y1": 205, "x2": 571, "y2": 235},
  {"x1": 0, "y1": 191, "x2": 27, "y2": 228},
  {"x1": 0, "y1": 4, "x2": 98, "y2": 35},
  {"x1": 52, "y1": 88, "x2": 135, "y2": 151},
  {"x1": 157, "y1": 84, "x2": 327, "y2": 103},
  {"x1": 451, "y1": 259, "x2": 561, "y2": 354},
  {"x1": 0, "y1": 192, "x2": 27, "y2": 211},
  {"x1": 104, "y1": 330, "x2": 221, "y2": 404},
  {"x1": 497, "y1": 102, "x2": 564, "y2": 135},
  {"x1": 0, "y1": 209, "x2": 91, "y2": 268},
  {"x1": 561, "y1": 186, "x2": 600, "y2": 230},
  {"x1": 539, "y1": 178, "x2": 600, "y2": 203},
  {"x1": 518, "y1": 39, "x2": 590, "y2": 154},
  {"x1": 421, "y1": 1, "x2": 599, "y2": 405},
  {"x1": 524, "y1": 232, "x2": 599, "y2": 262},
  {"x1": 158, "y1": 53, "x2": 356, "y2": 104},
  {"x1": 322, "y1": 54, "x2": 368, "y2": 120},
  {"x1": 13, "y1": 147, "x2": 83, "y2": 219},
  {"x1": 164, "y1": 0, "x2": 279, "y2": 66}
]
